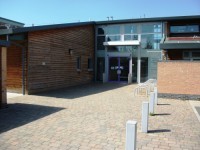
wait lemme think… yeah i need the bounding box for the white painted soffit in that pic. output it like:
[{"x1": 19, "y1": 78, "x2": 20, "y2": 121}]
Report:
[{"x1": 103, "y1": 41, "x2": 140, "y2": 46}]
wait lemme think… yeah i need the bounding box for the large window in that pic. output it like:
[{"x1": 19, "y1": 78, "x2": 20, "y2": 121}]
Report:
[
  {"x1": 106, "y1": 25, "x2": 120, "y2": 35},
  {"x1": 141, "y1": 34, "x2": 162, "y2": 49},
  {"x1": 124, "y1": 24, "x2": 138, "y2": 34},
  {"x1": 141, "y1": 23, "x2": 162, "y2": 33},
  {"x1": 170, "y1": 25, "x2": 199, "y2": 33}
]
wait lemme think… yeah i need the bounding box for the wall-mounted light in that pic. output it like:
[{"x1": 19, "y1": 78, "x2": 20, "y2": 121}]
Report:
[{"x1": 69, "y1": 48, "x2": 74, "y2": 55}]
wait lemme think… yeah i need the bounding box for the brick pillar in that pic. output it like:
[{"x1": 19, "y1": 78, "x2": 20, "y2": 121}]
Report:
[{"x1": 0, "y1": 47, "x2": 7, "y2": 108}]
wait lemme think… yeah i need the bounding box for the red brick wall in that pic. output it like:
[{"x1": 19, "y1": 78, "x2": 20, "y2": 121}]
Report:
[{"x1": 157, "y1": 61, "x2": 200, "y2": 95}]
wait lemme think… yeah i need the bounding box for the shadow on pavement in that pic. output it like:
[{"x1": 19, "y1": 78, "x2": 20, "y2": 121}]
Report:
[
  {"x1": 148, "y1": 129, "x2": 171, "y2": 133},
  {"x1": 0, "y1": 103, "x2": 64, "y2": 134},
  {"x1": 153, "y1": 113, "x2": 171, "y2": 116},
  {"x1": 157, "y1": 103, "x2": 170, "y2": 106},
  {"x1": 35, "y1": 83, "x2": 128, "y2": 99}
]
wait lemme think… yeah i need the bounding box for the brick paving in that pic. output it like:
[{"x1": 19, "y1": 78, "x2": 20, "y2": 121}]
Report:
[{"x1": 0, "y1": 83, "x2": 200, "y2": 150}]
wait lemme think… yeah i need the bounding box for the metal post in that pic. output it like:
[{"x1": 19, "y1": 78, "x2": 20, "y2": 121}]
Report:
[
  {"x1": 137, "y1": 47, "x2": 141, "y2": 84},
  {"x1": 128, "y1": 55, "x2": 132, "y2": 84},
  {"x1": 126, "y1": 120, "x2": 137, "y2": 150},
  {"x1": 154, "y1": 87, "x2": 158, "y2": 105},
  {"x1": 142, "y1": 102, "x2": 149, "y2": 133},
  {"x1": 149, "y1": 92, "x2": 155, "y2": 115}
]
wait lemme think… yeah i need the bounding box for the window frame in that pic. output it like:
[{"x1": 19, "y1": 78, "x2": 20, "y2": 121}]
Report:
[
  {"x1": 87, "y1": 58, "x2": 93, "y2": 71},
  {"x1": 76, "y1": 56, "x2": 81, "y2": 71}
]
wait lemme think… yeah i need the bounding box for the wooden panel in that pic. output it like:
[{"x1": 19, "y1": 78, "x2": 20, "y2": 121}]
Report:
[
  {"x1": 28, "y1": 25, "x2": 95, "y2": 94},
  {"x1": 0, "y1": 47, "x2": 7, "y2": 108},
  {"x1": 7, "y1": 45, "x2": 22, "y2": 93}
]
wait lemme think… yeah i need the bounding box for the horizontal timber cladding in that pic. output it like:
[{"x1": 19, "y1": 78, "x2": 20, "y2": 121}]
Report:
[{"x1": 28, "y1": 25, "x2": 95, "y2": 94}]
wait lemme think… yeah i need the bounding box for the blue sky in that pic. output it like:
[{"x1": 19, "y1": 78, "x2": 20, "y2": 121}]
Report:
[{"x1": 0, "y1": 0, "x2": 200, "y2": 26}]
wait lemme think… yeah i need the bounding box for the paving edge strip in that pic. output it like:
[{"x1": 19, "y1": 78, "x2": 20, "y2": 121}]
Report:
[{"x1": 189, "y1": 101, "x2": 200, "y2": 123}]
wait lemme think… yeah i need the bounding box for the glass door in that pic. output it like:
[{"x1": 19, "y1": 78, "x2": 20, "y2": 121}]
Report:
[
  {"x1": 120, "y1": 57, "x2": 129, "y2": 81},
  {"x1": 109, "y1": 57, "x2": 119, "y2": 81},
  {"x1": 108, "y1": 57, "x2": 129, "y2": 82}
]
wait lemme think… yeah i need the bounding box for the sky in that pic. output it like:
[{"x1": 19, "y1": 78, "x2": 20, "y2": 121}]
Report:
[{"x1": 0, "y1": 0, "x2": 200, "y2": 26}]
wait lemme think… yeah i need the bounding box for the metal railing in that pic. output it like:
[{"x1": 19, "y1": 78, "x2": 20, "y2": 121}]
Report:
[{"x1": 134, "y1": 79, "x2": 157, "y2": 97}]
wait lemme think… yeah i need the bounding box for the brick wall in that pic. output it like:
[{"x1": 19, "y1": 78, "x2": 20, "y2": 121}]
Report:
[
  {"x1": 157, "y1": 61, "x2": 200, "y2": 97},
  {"x1": 27, "y1": 25, "x2": 95, "y2": 94}
]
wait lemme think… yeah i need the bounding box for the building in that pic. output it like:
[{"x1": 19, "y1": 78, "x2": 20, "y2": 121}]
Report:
[
  {"x1": 0, "y1": 15, "x2": 200, "y2": 101},
  {"x1": 0, "y1": 17, "x2": 24, "y2": 108},
  {"x1": 0, "y1": 22, "x2": 95, "y2": 95}
]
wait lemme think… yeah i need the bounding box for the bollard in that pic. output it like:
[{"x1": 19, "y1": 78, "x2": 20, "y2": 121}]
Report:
[
  {"x1": 126, "y1": 120, "x2": 137, "y2": 150},
  {"x1": 149, "y1": 92, "x2": 155, "y2": 115},
  {"x1": 142, "y1": 102, "x2": 149, "y2": 133},
  {"x1": 154, "y1": 87, "x2": 158, "y2": 105}
]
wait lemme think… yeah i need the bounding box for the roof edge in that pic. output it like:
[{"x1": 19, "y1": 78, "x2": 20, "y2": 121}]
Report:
[
  {"x1": 96, "y1": 15, "x2": 200, "y2": 25},
  {"x1": 0, "y1": 17, "x2": 24, "y2": 27},
  {"x1": 12, "y1": 21, "x2": 95, "y2": 34}
]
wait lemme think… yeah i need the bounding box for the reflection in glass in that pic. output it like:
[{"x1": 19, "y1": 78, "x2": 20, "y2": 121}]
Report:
[
  {"x1": 124, "y1": 24, "x2": 138, "y2": 34},
  {"x1": 107, "y1": 46, "x2": 137, "y2": 52},
  {"x1": 107, "y1": 35, "x2": 121, "y2": 41},
  {"x1": 106, "y1": 25, "x2": 120, "y2": 34},
  {"x1": 170, "y1": 25, "x2": 199, "y2": 33},
  {"x1": 141, "y1": 34, "x2": 162, "y2": 49},
  {"x1": 124, "y1": 34, "x2": 138, "y2": 41},
  {"x1": 142, "y1": 23, "x2": 162, "y2": 33}
]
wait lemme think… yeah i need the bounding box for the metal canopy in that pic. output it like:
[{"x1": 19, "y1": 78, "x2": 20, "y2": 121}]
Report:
[{"x1": 103, "y1": 41, "x2": 140, "y2": 46}]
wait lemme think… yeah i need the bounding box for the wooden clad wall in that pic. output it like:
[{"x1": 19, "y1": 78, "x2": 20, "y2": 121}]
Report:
[
  {"x1": 28, "y1": 25, "x2": 95, "y2": 94},
  {"x1": 0, "y1": 47, "x2": 7, "y2": 108},
  {"x1": 7, "y1": 45, "x2": 23, "y2": 93}
]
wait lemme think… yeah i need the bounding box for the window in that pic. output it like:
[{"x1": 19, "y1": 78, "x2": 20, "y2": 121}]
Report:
[
  {"x1": 88, "y1": 58, "x2": 93, "y2": 70},
  {"x1": 97, "y1": 36, "x2": 105, "y2": 50},
  {"x1": 124, "y1": 24, "x2": 138, "y2": 34},
  {"x1": 141, "y1": 23, "x2": 162, "y2": 33},
  {"x1": 107, "y1": 35, "x2": 121, "y2": 41},
  {"x1": 106, "y1": 25, "x2": 120, "y2": 35},
  {"x1": 124, "y1": 34, "x2": 138, "y2": 41},
  {"x1": 183, "y1": 51, "x2": 200, "y2": 61},
  {"x1": 170, "y1": 25, "x2": 199, "y2": 33},
  {"x1": 76, "y1": 57, "x2": 81, "y2": 70},
  {"x1": 141, "y1": 34, "x2": 162, "y2": 49},
  {"x1": 98, "y1": 27, "x2": 106, "y2": 35}
]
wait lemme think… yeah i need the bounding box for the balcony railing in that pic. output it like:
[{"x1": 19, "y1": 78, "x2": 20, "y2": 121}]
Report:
[{"x1": 106, "y1": 34, "x2": 140, "y2": 42}]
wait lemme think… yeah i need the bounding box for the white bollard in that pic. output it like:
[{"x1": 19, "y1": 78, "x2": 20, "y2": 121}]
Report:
[
  {"x1": 149, "y1": 92, "x2": 155, "y2": 115},
  {"x1": 142, "y1": 102, "x2": 149, "y2": 133},
  {"x1": 126, "y1": 120, "x2": 137, "y2": 150},
  {"x1": 154, "y1": 87, "x2": 158, "y2": 105}
]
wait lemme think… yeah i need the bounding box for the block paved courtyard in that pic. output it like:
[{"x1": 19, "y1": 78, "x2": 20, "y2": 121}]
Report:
[{"x1": 0, "y1": 83, "x2": 200, "y2": 150}]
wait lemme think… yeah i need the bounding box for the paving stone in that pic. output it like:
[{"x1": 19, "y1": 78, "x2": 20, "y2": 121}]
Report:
[{"x1": 0, "y1": 83, "x2": 200, "y2": 150}]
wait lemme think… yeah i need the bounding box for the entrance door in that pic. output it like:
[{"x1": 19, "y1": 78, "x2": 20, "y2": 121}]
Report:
[{"x1": 108, "y1": 57, "x2": 129, "y2": 82}]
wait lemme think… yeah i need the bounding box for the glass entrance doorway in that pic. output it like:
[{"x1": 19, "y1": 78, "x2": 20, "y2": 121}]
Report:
[{"x1": 108, "y1": 57, "x2": 129, "y2": 82}]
